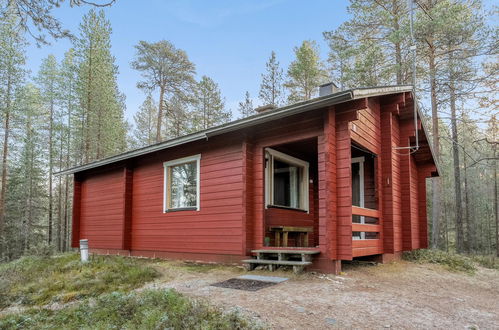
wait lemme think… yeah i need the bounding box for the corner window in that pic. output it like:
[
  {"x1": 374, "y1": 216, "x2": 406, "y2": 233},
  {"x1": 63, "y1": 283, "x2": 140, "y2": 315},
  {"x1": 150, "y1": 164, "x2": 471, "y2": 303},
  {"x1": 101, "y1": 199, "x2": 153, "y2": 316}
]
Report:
[
  {"x1": 265, "y1": 148, "x2": 309, "y2": 212},
  {"x1": 163, "y1": 154, "x2": 200, "y2": 212}
]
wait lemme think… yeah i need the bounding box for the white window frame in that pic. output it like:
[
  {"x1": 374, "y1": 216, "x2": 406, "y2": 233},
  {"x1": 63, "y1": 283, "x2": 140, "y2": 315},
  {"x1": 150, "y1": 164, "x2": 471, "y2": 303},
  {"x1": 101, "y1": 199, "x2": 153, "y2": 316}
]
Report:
[
  {"x1": 352, "y1": 156, "x2": 365, "y2": 240},
  {"x1": 163, "y1": 154, "x2": 201, "y2": 212},
  {"x1": 265, "y1": 148, "x2": 309, "y2": 213}
]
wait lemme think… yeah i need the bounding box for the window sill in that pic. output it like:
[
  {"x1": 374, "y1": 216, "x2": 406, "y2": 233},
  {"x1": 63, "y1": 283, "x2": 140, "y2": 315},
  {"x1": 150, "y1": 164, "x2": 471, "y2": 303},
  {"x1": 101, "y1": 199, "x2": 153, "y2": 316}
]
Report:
[
  {"x1": 164, "y1": 207, "x2": 198, "y2": 213},
  {"x1": 267, "y1": 205, "x2": 308, "y2": 213}
]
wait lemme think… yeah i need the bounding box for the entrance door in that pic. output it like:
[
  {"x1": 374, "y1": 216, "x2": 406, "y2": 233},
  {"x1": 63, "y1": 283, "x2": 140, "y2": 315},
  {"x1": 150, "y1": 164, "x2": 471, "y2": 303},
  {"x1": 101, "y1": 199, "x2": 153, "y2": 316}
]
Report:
[{"x1": 351, "y1": 157, "x2": 365, "y2": 239}]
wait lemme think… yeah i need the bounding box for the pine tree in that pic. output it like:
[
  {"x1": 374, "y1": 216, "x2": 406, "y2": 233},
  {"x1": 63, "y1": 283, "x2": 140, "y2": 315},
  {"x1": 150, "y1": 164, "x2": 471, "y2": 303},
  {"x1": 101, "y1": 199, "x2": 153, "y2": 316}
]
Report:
[
  {"x1": 133, "y1": 94, "x2": 158, "y2": 147},
  {"x1": 191, "y1": 76, "x2": 231, "y2": 131},
  {"x1": 238, "y1": 91, "x2": 255, "y2": 118},
  {"x1": 285, "y1": 40, "x2": 328, "y2": 103},
  {"x1": 75, "y1": 9, "x2": 127, "y2": 162},
  {"x1": 58, "y1": 48, "x2": 79, "y2": 251},
  {"x1": 0, "y1": 9, "x2": 26, "y2": 254},
  {"x1": 324, "y1": 0, "x2": 410, "y2": 87},
  {"x1": 6, "y1": 84, "x2": 46, "y2": 258},
  {"x1": 259, "y1": 51, "x2": 284, "y2": 107},
  {"x1": 163, "y1": 96, "x2": 191, "y2": 139},
  {"x1": 36, "y1": 54, "x2": 60, "y2": 246},
  {"x1": 131, "y1": 40, "x2": 196, "y2": 142}
]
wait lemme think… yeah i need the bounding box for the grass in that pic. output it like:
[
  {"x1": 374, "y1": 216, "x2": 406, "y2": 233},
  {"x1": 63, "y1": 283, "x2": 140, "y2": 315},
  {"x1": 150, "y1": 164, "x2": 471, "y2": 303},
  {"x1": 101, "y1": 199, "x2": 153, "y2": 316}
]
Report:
[
  {"x1": 0, "y1": 289, "x2": 261, "y2": 330},
  {"x1": 0, "y1": 253, "x2": 160, "y2": 308},
  {"x1": 403, "y1": 249, "x2": 476, "y2": 273},
  {"x1": 470, "y1": 254, "x2": 499, "y2": 270}
]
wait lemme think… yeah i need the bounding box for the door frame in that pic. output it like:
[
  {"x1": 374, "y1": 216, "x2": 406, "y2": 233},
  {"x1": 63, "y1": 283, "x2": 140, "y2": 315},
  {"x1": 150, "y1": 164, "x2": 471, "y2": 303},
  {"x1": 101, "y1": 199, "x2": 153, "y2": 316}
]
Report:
[{"x1": 351, "y1": 156, "x2": 365, "y2": 239}]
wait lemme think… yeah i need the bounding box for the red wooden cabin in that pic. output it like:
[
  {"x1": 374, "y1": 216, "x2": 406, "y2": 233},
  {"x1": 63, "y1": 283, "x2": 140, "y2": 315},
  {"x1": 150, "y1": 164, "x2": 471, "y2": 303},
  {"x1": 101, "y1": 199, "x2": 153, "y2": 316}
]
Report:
[{"x1": 59, "y1": 85, "x2": 438, "y2": 274}]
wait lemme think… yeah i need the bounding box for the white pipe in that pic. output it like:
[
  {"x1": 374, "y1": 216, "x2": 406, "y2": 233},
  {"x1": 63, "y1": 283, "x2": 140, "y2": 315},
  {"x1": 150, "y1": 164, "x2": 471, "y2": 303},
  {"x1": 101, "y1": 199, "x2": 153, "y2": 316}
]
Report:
[
  {"x1": 409, "y1": 0, "x2": 419, "y2": 152},
  {"x1": 80, "y1": 239, "x2": 89, "y2": 263}
]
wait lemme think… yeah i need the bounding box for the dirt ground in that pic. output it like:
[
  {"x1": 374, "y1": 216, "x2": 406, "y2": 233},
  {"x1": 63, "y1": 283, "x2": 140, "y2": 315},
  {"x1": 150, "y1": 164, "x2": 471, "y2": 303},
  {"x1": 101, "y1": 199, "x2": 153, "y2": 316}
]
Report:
[{"x1": 143, "y1": 260, "x2": 499, "y2": 329}]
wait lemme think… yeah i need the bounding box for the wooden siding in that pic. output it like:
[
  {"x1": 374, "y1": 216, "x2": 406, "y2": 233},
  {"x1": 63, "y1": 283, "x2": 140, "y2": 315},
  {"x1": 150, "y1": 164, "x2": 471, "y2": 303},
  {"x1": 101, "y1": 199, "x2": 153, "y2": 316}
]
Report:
[
  {"x1": 71, "y1": 178, "x2": 82, "y2": 248},
  {"x1": 130, "y1": 137, "x2": 245, "y2": 255},
  {"x1": 381, "y1": 104, "x2": 403, "y2": 254},
  {"x1": 79, "y1": 168, "x2": 124, "y2": 249},
  {"x1": 410, "y1": 156, "x2": 420, "y2": 249},
  {"x1": 249, "y1": 112, "x2": 324, "y2": 252},
  {"x1": 318, "y1": 108, "x2": 337, "y2": 258},
  {"x1": 336, "y1": 112, "x2": 354, "y2": 260},
  {"x1": 400, "y1": 119, "x2": 415, "y2": 251},
  {"x1": 349, "y1": 98, "x2": 383, "y2": 258},
  {"x1": 71, "y1": 92, "x2": 437, "y2": 267},
  {"x1": 265, "y1": 182, "x2": 317, "y2": 247},
  {"x1": 242, "y1": 139, "x2": 254, "y2": 255}
]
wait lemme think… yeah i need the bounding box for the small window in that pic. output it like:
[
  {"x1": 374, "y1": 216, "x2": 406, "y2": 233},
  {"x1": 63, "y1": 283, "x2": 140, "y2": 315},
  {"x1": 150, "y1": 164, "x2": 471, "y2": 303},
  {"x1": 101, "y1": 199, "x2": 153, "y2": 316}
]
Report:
[
  {"x1": 265, "y1": 148, "x2": 309, "y2": 212},
  {"x1": 163, "y1": 154, "x2": 200, "y2": 212}
]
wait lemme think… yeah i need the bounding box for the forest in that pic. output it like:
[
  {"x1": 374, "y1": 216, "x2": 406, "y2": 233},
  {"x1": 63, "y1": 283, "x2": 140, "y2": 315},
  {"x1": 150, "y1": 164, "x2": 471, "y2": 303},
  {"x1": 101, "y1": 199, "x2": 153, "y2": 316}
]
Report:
[{"x1": 0, "y1": 0, "x2": 497, "y2": 261}]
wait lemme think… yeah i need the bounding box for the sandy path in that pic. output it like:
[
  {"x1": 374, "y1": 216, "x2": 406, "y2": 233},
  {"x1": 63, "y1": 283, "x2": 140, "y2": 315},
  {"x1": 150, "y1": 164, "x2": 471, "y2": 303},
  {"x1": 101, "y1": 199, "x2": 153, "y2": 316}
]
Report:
[{"x1": 143, "y1": 261, "x2": 499, "y2": 329}]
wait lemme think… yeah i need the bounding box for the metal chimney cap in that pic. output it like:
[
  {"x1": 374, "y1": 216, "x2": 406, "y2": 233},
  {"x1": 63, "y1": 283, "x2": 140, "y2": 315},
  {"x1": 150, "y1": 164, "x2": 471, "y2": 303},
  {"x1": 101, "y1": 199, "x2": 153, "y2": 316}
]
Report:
[{"x1": 319, "y1": 82, "x2": 340, "y2": 96}]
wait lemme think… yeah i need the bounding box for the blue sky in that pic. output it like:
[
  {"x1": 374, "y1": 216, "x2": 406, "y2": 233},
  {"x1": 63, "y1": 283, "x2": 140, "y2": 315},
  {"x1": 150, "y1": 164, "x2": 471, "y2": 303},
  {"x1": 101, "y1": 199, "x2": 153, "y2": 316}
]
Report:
[{"x1": 26, "y1": 0, "x2": 350, "y2": 120}]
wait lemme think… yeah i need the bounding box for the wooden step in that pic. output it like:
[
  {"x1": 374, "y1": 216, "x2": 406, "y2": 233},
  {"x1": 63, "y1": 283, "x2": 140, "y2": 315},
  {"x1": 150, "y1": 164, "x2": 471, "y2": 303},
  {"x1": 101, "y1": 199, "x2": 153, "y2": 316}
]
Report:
[
  {"x1": 242, "y1": 259, "x2": 312, "y2": 274},
  {"x1": 242, "y1": 259, "x2": 312, "y2": 266},
  {"x1": 251, "y1": 249, "x2": 320, "y2": 255}
]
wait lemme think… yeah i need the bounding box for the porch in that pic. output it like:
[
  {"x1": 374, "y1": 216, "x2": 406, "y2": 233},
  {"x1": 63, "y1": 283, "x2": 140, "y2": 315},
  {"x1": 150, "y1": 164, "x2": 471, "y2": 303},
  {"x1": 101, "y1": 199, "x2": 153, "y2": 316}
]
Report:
[{"x1": 259, "y1": 136, "x2": 382, "y2": 258}]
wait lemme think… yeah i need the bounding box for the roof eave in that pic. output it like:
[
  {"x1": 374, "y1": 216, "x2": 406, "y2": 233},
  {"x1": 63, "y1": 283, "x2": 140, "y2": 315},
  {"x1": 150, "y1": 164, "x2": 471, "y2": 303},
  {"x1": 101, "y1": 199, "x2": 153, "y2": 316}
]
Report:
[{"x1": 55, "y1": 85, "x2": 428, "y2": 176}]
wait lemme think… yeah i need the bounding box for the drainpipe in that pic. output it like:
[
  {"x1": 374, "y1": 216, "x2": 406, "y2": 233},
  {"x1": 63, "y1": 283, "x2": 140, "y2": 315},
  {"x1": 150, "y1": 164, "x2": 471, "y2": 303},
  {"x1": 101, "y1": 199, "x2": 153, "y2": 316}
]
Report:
[{"x1": 80, "y1": 239, "x2": 89, "y2": 262}]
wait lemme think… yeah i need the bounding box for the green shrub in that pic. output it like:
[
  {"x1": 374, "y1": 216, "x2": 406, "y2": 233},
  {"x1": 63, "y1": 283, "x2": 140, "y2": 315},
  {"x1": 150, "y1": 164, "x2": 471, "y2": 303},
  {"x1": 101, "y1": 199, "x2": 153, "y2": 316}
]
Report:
[
  {"x1": 403, "y1": 249, "x2": 476, "y2": 273},
  {"x1": 470, "y1": 255, "x2": 499, "y2": 270},
  {"x1": 0, "y1": 289, "x2": 261, "y2": 330},
  {"x1": 0, "y1": 253, "x2": 159, "y2": 309}
]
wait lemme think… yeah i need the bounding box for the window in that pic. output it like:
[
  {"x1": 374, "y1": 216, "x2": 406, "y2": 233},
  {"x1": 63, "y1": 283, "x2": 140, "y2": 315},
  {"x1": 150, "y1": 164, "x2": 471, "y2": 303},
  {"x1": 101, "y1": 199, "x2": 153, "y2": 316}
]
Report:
[
  {"x1": 163, "y1": 155, "x2": 200, "y2": 212},
  {"x1": 265, "y1": 148, "x2": 309, "y2": 212}
]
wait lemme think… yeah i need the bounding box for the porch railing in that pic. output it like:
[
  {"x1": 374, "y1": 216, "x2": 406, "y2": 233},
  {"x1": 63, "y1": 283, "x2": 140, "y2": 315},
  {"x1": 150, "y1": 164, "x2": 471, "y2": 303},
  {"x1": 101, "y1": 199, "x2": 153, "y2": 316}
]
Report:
[{"x1": 351, "y1": 206, "x2": 382, "y2": 257}]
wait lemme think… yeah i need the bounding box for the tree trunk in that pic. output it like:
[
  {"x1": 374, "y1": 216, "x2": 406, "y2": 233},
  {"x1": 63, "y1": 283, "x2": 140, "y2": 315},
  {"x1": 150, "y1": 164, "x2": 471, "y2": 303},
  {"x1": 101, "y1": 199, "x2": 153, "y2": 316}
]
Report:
[
  {"x1": 428, "y1": 42, "x2": 442, "y2": 249},
  {"x1": 48, "y1": 95, "x2": 54, "y2": 245},
  {"x1": 156, "y1": 85, "x2": 165, "y2": 142},
  {"x1": 392, "y1": 0, "x2": 402, "y2": 84},
  {"x1": 57, "y1": 129, "x2": 64, "y2": 251},
  {"x1": 0, "y1": 73, "x2": 13, "y2": 255},
  {"x1": 462, "y1": 140, "x2": 472, "y2": 253},
  {"x1": 494, "y1": 145, "x2": 498, "y2": 257},
  {"x1": 84, "y1": 39, "x2": 93, "y2": 163},
  {"x1": 449, "y1": 77, "x2": 464, "y2": 253}
]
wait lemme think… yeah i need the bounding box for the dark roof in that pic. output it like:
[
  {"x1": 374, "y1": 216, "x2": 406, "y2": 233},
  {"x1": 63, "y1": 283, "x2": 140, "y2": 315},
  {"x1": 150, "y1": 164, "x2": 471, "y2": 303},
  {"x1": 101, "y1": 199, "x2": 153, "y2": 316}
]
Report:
[{"x1": 56, "y1": 85, "x2": 437, "y2": 176}]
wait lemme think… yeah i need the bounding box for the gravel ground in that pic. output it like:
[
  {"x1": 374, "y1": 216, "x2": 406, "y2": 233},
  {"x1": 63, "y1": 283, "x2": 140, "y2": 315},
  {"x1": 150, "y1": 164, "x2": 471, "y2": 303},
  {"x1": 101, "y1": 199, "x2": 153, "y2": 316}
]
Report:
[{"x1": 143, "y1": 260, "x2": 499, "y2": 329}]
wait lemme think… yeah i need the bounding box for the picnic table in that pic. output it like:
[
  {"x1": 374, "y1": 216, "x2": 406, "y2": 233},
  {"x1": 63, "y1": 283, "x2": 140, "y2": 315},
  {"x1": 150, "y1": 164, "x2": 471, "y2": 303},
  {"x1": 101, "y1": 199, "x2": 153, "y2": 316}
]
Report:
[{"x1": 269, "y1": 226, "x2": 313, "y2": 247}]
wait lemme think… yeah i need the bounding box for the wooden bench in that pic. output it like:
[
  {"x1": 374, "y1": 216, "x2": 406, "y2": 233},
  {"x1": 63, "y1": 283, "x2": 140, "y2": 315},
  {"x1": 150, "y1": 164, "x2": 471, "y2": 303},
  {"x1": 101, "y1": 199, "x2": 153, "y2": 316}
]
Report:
[{"x1": 269, "y1": 226, "x2": 313, "y2": 247}]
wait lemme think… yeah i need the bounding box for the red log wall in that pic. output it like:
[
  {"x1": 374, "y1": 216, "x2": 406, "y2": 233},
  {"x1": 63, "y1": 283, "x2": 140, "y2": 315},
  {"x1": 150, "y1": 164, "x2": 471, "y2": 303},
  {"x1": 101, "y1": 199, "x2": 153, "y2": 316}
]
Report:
[
  {"x1": 71, "y1": 94, "x2": 435, "y2": 268},
  {"x1": 130, "y1": 137, "x2": 245, "y2": 256},
  {"x1": 78, "y1": 168, "x2": 125, "y2": 249}
]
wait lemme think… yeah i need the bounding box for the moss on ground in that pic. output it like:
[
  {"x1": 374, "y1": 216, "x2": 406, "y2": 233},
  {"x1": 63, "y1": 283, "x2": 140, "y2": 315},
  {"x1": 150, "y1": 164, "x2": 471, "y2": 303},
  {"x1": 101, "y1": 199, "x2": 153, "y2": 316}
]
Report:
[
  {"x1": 0, "y1": 289, "x2": 261, "y2": 330},
  {"x1": 403, "y1": 249, "x2": 476, "y2": 273},
  {"x1": 0, "y1": 253, "x2": 159, "y2": 308}
]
